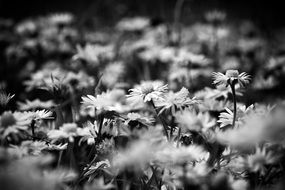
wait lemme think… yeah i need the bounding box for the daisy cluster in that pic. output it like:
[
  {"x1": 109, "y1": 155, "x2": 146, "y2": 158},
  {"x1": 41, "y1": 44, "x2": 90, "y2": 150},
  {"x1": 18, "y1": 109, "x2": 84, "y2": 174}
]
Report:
[{"x1": 1, "y1": 10, "x2": 285, "y2": 190}]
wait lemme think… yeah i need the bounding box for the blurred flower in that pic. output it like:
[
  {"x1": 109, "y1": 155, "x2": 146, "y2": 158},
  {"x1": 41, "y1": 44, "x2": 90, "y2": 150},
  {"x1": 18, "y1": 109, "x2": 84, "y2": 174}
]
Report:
[
  {"x1": 25, "y1": 67, "x2": 94, "y2": 91},
  {"x1": 0, "y1": 155, "x2": 60, "y2": 190},
  {"x1": 101, "y1": 62, "x2": 125, "y2": 88},
  {"x1": 112, "y1": 127, "x2": 165, "y2": 170},
  {"x1": 73, "y1": 44, "x2": 114, "y2": 66},
  {"x1": 82, "y1": 89, "x2": 128, "y2": 113},
  {"x1": 252, "y1": 74, "x2": 278, "y2": 90},
  {"x1": 155, "y1": 144, "x2": 209, "y2": 165},
  {"x1": 205, "y1": 10, "x2": 226, "y2": 24},
  {"x1": 246, "y1": 146, "x2": 276, "y2": 174},
  {"x1": 10, "y1": 140, "x2": 48, "y2": 156},
  {"x1": 15, "y1": 19, "x2": 37, "y2": 35},
  {"x1": 0, "y1": 91, "x2": 14, "y2": 107},
  {"x1": 48, "y1": 123, "x2": 85, "y2": 142},
  {"x1": 127, "y1": 81, "x2": 168, "y2": 102},
  {"x1": 198, "y1": 98, "x2": 231, "y2": 112},
  {"x1": 231, "y1": 179, "x2": 248, "y2": 190},
  {"x1": 47, "y1": 13, "x2": 74, "y2": 25},
  {"x1": 0, "y1": 111, "x2": 30, "y2": 140},
  {"x1": 116, "y1": 17, "x2": 150, "y2": 32},
  {"x1": 112, "y1": 138, "x2": 155, "y2": 170},
  {"x1": 17, "y1": 99, "x2": 55, "y2": 110},
  {"x1": 176, "y1": 111, "x2": 216, "y2": 133},
  {"x1": 216, "y1": 107, "x2": 270, "y2": 147}
]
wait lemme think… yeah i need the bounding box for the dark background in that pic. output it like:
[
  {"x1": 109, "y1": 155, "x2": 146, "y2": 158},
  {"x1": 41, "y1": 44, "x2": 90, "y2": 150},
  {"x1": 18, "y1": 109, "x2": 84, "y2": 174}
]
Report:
[{"x1": 0, "y1": 0, "x2": 285, "y2": 27}]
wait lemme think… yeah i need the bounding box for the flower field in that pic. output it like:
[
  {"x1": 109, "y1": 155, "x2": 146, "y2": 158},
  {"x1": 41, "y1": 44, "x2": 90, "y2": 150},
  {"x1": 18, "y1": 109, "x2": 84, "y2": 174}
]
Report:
[{"x1": 1, "y1": 10, "x2": 285, "y2": 190}]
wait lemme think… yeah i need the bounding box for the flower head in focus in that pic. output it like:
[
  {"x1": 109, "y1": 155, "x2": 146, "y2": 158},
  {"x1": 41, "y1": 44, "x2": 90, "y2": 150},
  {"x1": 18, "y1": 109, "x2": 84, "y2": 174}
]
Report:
[
  {"x1": 127, "y1": 81, "x2": 168, "y2": 102},
  {"x1": 212, "y1": 70, "x2": 251, "y2": 88},
  {"x1": 156, "y1": 87, "x2": 200, "y2": 115}
]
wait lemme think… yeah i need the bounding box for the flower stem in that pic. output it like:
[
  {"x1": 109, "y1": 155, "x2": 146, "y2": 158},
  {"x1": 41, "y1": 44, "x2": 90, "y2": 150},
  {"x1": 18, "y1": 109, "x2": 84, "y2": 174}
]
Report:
[
  {"x1": 31, "y1": 119, "x2": 36, "y2": 141},
  {"x1": 230, "y1": 84, "x2": 237, "y2": 127},
  {"x1": 170, "y1": 116, "x2": 175, "y2": 140},
  {"x1": 150, "y1": 99, "x2": 169, "y2": 141}
]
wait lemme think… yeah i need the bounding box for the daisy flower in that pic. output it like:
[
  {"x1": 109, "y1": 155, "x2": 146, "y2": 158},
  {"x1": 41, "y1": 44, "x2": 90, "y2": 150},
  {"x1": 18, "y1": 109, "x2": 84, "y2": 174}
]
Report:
[
  {"x1": 212, "y1": 70, "x2": 251, "y2": 88},
  {"x1": 246, "y1": 146, "x2": 277, "y2": 174},
  {"x1": 17, "y1": 99, "x2": 55, "y2": 110},
  {"x1": 125, "y1": 112, "x2": 155, "y2": 126},
  {"x1": 155, "y1": 144, "x2": 209, "y2": 165},
  {"x1": 205, "y1": 10, "x2": 226, "y2": 24},
  {"x1": 176, "y1": 111, "x2": 216, "y2": 133},
  {"x1": 116, "y1": 17, "x2": 150, "y2": 32},
  {"x1": 127, "y1": 81, "x2": 168, "y2": 102},
  {"x1": 13, "y1": 110, "x2": 53, "y2": 122},
  {"x1": 73, "y1": 44, "x2": 114, "y2": 66},
  {"x1": 32, "y1": 110, "x2": 53, "y2": 120},
  {"x1": 48, "y1": 123, "x2": 85, "y2": 142},
  {"x1": 47, "y1": 13, "x2": 74, "y2": 25},
  {"x1": 79, "y1": 121, "x2": 98, "y2": 145},
  {"x1": 81, "y1": 89, "x2": 128, "y2": 114},
  {"x1": 156, "y1": 87, "x2": 199, "y2": 115},
  {"x1": 217, "y1": 107, "x2": 234, "y2": 128},
  {"x1": 0, "y1": 111, "x2": 30, "y2": 140}
]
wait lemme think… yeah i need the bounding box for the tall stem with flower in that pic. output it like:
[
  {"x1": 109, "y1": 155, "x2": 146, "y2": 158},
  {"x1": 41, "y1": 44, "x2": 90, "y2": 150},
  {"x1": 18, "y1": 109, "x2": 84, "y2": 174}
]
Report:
[
  {"x1": 127, "y1": 81, "x2": 169, "y2": 140},
  {"x1": 213, "y1": 70, "x2": 250, "y2": 128}
]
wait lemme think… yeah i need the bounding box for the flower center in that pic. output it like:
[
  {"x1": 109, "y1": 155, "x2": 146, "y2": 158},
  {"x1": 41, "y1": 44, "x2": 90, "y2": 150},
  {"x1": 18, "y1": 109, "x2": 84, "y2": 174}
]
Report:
[
  {"x1": 141, "y1": 84, "x2": 154, "y2": 94},
  {"x1": 226, "y1": 70, "x2": 239, "y2": 79}
]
